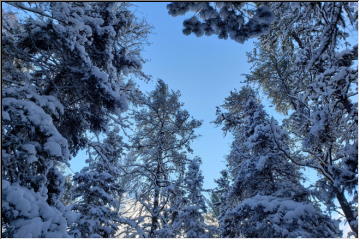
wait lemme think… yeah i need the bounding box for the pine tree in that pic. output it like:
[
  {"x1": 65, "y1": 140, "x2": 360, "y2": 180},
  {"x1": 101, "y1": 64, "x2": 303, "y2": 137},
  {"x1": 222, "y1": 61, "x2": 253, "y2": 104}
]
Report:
[
  {"x1": 3, "y1": 2, "x2": 150, "y2": 155},
  {"x1": 216, "y1": 87, "x2": 341, "y2": 237},
  {"x1": 71, "y1": 128, "x2": 126, "y2": 238},
  {"x1": 61, "y1": 175, "x2": 75, "y2": 206},
  {"x1": 244, "y1": 2, "x2": 358, "y2": 235},
  {"x1": 2, "y1": 2, "x2": 149, "y2": 237},
  {"x1": 1, "y1": 86, "x2": 74, "y2": 237},
  {"x1": 176, "y1": 157, "x2": 210, "y2": 237},
  {"x1": 167, "y1": 2, "x2": 274, "y2": 43},
  {"x1": 2, "y1": 180, "x2": 74, "y2": 238},
  {"x1": 126, "y1": 80, "x2": 201, "y2": 237},
  {"x1": 210, "y1": 170, "x2": 230, "y2": 219}
]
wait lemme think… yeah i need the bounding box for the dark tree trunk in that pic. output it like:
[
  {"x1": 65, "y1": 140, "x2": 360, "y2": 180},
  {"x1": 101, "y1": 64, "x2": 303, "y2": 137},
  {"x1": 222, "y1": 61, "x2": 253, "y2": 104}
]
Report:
[
  {"x1": 149, "y1": 162, "x2": 161, "y2": 237},
  {"x1": 335, "y1": 189, "x2": 358, "y2": 237}
]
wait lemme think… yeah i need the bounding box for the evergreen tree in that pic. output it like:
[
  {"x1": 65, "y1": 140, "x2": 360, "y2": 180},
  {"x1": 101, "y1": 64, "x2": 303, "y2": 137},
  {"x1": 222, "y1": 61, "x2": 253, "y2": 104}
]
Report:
[
  {"x1": 3, "y1": 2, "x2": 150, "y2": 155},
  {"x1": 126, "y1": 80, "x2": 201, "y2": 237},
  {"x1": 61, "y1": 175, "x2": 75, "y2": 206},
  {"x1": 216, "y1": 87, "x2": 341, "y2": 237},
  {"x1": 210, "y1": 170, "x2": 230, "y2": 219},
  {"x1": 71, "y1": 128, "x2": 126, "y2": 238},
  {"x1": 245, "y1": 2, "x2": 358, "y2": 235},
  {"x1": 2, "y1": 2, "x2": 149, "y2": 237},
  {"x1": 1, "y1": 86, "x2": 74, "y2": 237},
  {"x1": 176, "y1": 157, "x2": 210, "y2": 237},
  {"x1": 2, "y1": 180, "x2": 74, "y2": 238},
  {"x1": 158, "y1": 171, "x2": 186, "y2": 237},
  {"x1": 167, "y1": 2, "x2": 274, "y2": 43}
]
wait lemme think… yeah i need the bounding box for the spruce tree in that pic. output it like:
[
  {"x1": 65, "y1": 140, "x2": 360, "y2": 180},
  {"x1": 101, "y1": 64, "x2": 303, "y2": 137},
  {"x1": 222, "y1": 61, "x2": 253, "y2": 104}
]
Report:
[
  {"x1": 3, "y1": 2, "x2": 150, "y2": 155},
  {"x1": 2, "y1": 87, "x2": 73, "y2": 237},
  {"x1": 210, "y1": 170, "x2": 230, "y2": 219},
  {"x1": 2, "y1": 3, "x2": 149, "y2": 237},
  {"x1": 245, "y1": 2, "x2": 358, "y2": 235},
  {"x1": 176, "y1": 157, "x2": 210, "y2": 237},
  {"x1": 71, "y1": 128, "x2": 126, "y2": 238},
  {"x1": 127, "y1": 80, "x2": 201, "y2": 237},
  {"x1": 167, "y1": 2, "x2": 274, "y2": 43},
  {"x1": 216, "y1": 87, "x2": 341, "y2": 237}
]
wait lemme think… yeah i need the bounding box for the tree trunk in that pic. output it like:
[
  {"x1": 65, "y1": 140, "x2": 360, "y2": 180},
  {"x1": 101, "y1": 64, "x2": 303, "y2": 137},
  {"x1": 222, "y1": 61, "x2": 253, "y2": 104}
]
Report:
[
  {"x1": 335, "y1": 189, "x2": 358, "y2": 237},
  {"x1": 149, "y1": 162, "x2": 161, "y2": 237}
]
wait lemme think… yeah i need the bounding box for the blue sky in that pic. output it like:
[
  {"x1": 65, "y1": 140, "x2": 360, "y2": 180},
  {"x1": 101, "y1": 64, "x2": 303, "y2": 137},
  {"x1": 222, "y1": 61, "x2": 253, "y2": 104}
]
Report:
[{"x1": 71, "y1": 2, "x2": 287, "y2": 189}]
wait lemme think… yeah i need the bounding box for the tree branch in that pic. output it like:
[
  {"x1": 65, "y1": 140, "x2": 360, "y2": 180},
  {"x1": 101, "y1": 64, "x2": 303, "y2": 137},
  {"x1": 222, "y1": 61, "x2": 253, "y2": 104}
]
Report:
[{"x1": 6, "y1": 2, "x2": 66, "y2": 24}]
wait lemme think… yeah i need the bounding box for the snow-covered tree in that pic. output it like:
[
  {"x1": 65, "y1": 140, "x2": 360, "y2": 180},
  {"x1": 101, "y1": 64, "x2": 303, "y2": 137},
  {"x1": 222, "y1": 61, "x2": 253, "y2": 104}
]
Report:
[
  {"x1": 1, "y1": 86, "x2": 76, "y2": 237},
  {"x1": 2, "y1": 87, "x2": 69, "y2": 200},
  {"x1": 156, "y1": 171, "x2": 186, "y2": 237},
  {"x1": 61, "y1": 175, "x2": 75, "y2": 206},
  {"x1": 2, "y1": 180, "x2": 75, "y2": 238},
  {"x1": 2, "y1": 2, "x2": 149, "y2": 237},
  {"x1": 216, "y1": 87, "x2": 341, "y2": 237},
  {"x1": 174, "y1": 157, "x2": 210, "y2": 237},
  {"x1": 1, "y1": 88, "x2": 74, "y2": 239},
  {"x1": 3, "y1": 2, "x2": 150, "y2": 155},
  {"x1": 244, "y1": 2, "x2": 358, "y2": 236},
  {"x1": 71, "y1": 127, "x2": 127, "y2": 238},
  {"x1": 126, "y1": 80, "x2": 201, "y2": 237},
  {"x1": 167, "y1": 2, "x2": 274, "y2": 43},
  {"x1": 209, "y1": 170, "x2": 230, "y2": 219}
]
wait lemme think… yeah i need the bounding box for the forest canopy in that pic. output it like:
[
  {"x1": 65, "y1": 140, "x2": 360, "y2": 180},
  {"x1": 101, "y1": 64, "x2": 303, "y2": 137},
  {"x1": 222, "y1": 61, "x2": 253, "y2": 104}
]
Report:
[{"x1": 2, "y1": 1, "x2": 358, "y2": 238}]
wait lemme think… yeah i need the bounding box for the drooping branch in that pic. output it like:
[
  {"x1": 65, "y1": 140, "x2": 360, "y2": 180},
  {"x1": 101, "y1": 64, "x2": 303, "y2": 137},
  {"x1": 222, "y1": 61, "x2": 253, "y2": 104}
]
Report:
[{"x1": 6, "y1": 2, "x2": 66, "y2": 24}]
